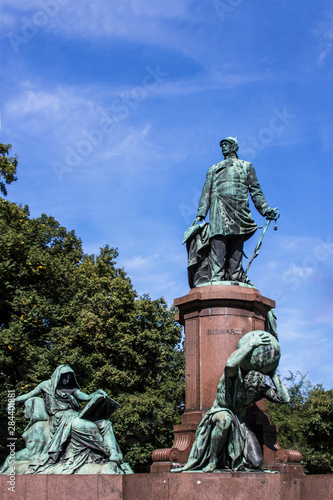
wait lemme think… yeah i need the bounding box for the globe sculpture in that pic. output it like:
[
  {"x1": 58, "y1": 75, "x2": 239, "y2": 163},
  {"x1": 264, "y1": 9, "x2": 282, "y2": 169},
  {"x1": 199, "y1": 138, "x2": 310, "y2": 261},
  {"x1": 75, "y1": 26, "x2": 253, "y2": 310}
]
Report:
[{"x1": 238, "y1": 330, "x2": 281, "y2": 374}]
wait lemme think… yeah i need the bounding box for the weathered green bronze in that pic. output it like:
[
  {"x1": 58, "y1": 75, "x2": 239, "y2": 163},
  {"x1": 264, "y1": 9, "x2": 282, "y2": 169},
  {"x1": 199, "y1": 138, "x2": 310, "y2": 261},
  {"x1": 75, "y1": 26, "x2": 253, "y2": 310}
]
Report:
[
  {"x1": 0, "y1": 365, "x2": 133, "y2": 474},
  {"x1": 184, "y1": 137, "x2": 279, "y2": 287},
  {"x1": 173, "y1": 330, "x2": 289, "y2": 473}
]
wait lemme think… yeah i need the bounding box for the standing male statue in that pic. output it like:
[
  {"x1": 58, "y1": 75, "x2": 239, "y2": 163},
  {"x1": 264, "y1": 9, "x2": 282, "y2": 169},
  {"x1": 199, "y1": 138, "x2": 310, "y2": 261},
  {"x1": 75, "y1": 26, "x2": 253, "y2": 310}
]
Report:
[{"x1": 184, "y1": 137, "x2": 278, "y2": 287}]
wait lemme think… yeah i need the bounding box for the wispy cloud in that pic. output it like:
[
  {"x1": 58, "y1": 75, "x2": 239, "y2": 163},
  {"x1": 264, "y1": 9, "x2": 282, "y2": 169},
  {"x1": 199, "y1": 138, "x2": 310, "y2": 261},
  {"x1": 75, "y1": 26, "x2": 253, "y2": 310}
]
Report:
[
  {"x1": 276, "y1": 306, "x2": 333, "y2": 387},
  {"x1": 1, "y1": 1, "x2": 199, "y2": 56},
  {"x1": 314, "y1": 5, "x2": 333, "y2": 65},
  {"x1": 119, "y1": 245, "x2": 185, "y2": 305},
  {"x1": 122, "y1": 253, "x2": 160, "y2": 271}
]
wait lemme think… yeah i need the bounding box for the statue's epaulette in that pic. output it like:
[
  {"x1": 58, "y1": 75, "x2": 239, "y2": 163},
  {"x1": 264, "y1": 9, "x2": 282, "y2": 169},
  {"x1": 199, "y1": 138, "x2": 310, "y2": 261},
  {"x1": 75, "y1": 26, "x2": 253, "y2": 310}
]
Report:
[{"x1": 238, "y1": 159, "x2": 252, "y2": 167}]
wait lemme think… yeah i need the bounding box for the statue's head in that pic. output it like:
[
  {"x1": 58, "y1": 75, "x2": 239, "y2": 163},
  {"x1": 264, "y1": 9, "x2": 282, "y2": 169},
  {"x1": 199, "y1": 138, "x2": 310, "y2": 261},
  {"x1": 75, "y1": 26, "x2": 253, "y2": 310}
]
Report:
[
  {"x1": 58, "y1": 366, "x2": 76, "y2": 388},
  {"x1": 243, "y1": 370, "x2": 266, "y2": 395},
  {"x1": 219, "y1": 137, "x2": 239, "y2": 158},
  {"x1": 50, "y1": 364, "x2": 79, "y2": 394}
]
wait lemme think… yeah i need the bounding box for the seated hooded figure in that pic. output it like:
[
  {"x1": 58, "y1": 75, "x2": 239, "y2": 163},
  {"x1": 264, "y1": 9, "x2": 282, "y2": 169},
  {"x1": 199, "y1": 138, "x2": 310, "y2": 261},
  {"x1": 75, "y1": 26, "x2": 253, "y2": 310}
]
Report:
[
  {"x1": 0, "y1": 397, "x2": 50, "y2": 474},
  {"x1": 11, "y1": 364, "x2": 132, "y2": 474}
]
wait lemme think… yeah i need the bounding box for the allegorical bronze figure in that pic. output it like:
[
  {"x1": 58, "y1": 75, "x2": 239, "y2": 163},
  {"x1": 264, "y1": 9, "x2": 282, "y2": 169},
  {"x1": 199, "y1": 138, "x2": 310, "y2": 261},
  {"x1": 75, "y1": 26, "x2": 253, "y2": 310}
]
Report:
[
  {"x1": 1, "y1": 365, "x2": 133, "y2": 474},
  {"x1": 173, "y1": 330, "x2": 289, "y2": 473}
]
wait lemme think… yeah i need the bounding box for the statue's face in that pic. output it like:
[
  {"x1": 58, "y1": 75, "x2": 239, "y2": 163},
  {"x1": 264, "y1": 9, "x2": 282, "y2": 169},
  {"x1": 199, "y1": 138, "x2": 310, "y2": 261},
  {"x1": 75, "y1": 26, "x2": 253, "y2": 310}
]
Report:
[
  {"x1": 243, "y1": 370, "x2": 266, "y2": 396},
  {"x1": 221, "y1": 141, "x2": 233, "y2": 156},
  {"x1": 60, "y1": 373, "x2": 72, "y2": 386}
]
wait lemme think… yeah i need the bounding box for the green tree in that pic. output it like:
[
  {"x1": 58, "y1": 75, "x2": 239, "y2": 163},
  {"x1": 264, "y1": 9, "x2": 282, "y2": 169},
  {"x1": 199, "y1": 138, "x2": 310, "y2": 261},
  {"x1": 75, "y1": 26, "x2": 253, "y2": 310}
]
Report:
[
  {"x1": 0, "y1": 198, "x2": 85, "y2": 458},
  {"x1": 267, "y1": 372, "x2": 333, "y2": 474},
  {"x1": 301, "y1": 385, "x2": 333, "y2": 474},
  {"x1": 0, "y1": 144, "x2": 18, "y2": 196},
  {"x1": 0, "y1": 199, "x2": 184, "y2": 472}
]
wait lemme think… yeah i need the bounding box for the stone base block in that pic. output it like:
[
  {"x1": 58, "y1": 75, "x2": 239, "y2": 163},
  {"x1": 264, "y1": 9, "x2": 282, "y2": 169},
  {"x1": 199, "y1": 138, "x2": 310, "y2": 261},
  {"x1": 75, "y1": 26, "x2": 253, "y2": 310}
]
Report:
[
  {"x1": 1, "y1": 473, "x2": 332, "y2": 500},
  {"x1": 1, "y1": 474, "x2": 123, "y2": 500}
]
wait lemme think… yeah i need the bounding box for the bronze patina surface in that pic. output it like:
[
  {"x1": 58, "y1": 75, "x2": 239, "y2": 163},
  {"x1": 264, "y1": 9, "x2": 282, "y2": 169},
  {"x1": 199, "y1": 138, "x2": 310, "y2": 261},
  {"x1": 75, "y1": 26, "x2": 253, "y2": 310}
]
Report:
[
  {"x1": 172, "y1": 330, "x2": 288, "y2": 473},
  {"x1": 1, "y1": 364, "x2": 133, "y2": 475},
  {"x1": 184, "y1": 137, "x2": 279, "y2": 287}
]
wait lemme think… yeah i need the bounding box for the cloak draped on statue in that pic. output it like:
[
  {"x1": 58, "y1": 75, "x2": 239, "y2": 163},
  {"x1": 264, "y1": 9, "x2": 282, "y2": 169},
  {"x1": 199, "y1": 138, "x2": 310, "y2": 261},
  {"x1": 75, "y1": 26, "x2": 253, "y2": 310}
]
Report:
[
  {"x1": 27, "y1": 365, "x2": 126, "y2": 474},
  {"x1": 179, "y1": 407, "x2": 247, "y2": 472}
]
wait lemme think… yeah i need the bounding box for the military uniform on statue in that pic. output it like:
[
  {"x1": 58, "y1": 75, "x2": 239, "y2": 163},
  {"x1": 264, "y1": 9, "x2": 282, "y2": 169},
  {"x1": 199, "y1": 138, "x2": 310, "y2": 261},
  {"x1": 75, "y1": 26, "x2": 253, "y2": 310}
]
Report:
[{"x1": 184, "y1": 137, "x2": 278, "y2": 287}]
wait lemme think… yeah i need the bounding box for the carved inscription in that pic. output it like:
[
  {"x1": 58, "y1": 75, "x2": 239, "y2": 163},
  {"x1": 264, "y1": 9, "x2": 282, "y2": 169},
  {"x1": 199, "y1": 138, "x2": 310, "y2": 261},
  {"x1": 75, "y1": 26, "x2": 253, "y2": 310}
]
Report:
[{"x1": 207, "y1": 328, "x2": 244, "y2": 336}]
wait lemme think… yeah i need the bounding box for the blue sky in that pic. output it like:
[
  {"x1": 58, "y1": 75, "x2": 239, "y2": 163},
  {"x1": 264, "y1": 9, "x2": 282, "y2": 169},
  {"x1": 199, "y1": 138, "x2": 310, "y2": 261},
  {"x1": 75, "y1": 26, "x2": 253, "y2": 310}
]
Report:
[{"x1": 1, "y1": 0, "x2": 333, "y2": 388}]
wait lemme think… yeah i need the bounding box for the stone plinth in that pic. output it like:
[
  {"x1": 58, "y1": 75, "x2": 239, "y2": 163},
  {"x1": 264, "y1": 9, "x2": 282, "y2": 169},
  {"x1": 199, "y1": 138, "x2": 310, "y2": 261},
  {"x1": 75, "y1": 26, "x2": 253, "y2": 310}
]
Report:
[
  {"x1": 0, "y1": 474, "x2": 123, "y2": 500},
  {"x1": 151, "y1": 284, "x2": 283, "y2": 471},
  {"x1": 175, "y1": 284, "x2": 274, "y2": 414},
  {"x1": 1, "y1": 473, "x2": 332, "y2": 500}
]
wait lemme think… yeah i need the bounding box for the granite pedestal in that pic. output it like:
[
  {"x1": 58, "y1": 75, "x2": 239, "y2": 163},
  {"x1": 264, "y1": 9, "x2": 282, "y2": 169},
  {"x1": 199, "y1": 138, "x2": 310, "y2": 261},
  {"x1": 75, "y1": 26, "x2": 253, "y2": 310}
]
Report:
[{"x1": 1, "y1": 472, "x2": 332, "y2": 500}]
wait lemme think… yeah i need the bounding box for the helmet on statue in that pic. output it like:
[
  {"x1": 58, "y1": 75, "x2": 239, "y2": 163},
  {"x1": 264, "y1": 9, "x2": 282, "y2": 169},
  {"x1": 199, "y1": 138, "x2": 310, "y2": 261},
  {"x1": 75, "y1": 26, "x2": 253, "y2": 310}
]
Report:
[{"x1": 219, "y1": 136, "x2": 239, "y2": 153}]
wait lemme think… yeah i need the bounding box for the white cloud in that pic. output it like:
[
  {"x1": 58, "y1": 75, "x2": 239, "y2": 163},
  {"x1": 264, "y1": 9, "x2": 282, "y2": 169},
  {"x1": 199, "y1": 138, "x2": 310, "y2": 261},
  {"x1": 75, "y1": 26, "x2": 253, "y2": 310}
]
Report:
[
  {"x1": 5, "y1": 83, "x2": 160, "y2": 162},
  {"x1": 5, "y1": 84, "x2": 94, "y2": 139},
  {"x1": 1, "y1": 0, "x2": 198, "y2": 55},
  {"x1": 276, "y1": 307, "x2": 333, "y2": 388},
  {"x1": 1, "y1": 0, "x2": 283, "y2": 84},
  {"x1": 266, "y1": 260, "x2": 278, "y2": 270},
  {"x1": 122, "y1": 253, "x2": 160, "y2": 271},
  {"x1": 100, "y1": 124, "x2": 161, "y2": 164},
  {"x1": 315, "y1": 312, "x2": 333, "y2": 326},
  {"x1": 318, "y1": 43, "x2": 333, "y2": 65},
  {"x1": 314, "y1": 6, "x2": 333, "y2": 65},
  {"x1": 285, "y1": 263, "x2": 314, "y2": 280},
  {"x1": 119, "y1": 248, "x2": 186, "y2": 305},
  {"x1": 8, "y1": 87, "x2": 62, "y2": 116}
]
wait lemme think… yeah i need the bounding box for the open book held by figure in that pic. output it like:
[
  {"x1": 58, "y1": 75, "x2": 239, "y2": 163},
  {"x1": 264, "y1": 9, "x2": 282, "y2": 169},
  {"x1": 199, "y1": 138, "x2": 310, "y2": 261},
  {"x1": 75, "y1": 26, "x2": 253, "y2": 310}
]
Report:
[{"x1": 78, "y1": 391, "x2": 120, "y2": 421}]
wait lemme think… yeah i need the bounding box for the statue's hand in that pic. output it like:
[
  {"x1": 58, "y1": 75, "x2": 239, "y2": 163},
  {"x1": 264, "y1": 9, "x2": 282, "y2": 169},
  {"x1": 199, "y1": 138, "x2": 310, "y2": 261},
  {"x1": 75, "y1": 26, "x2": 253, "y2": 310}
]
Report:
[
  {"x1": 96, "y1": 389, "x2": 108, "y2": 398},
  {"x1": 191, "y1": 216, "x2": 204, "y2": 226},
  {"x1": 251, "y1": 332, "x2": 271, "y2": 348},
  {"x1": 266, "y1": 208, "x2": 279, "y2": 220}
]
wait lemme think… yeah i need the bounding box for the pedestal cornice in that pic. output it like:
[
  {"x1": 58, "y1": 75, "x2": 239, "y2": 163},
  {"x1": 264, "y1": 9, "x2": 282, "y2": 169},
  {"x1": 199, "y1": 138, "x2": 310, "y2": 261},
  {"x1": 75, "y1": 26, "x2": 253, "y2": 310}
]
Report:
[{"x1": 174, "y1": 284, "x2": 275, "y2": 325}]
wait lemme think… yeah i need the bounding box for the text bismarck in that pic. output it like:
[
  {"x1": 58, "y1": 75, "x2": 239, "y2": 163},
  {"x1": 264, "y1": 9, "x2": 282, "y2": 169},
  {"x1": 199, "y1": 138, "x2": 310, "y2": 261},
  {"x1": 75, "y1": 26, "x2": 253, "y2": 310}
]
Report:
[{"x1": 207, "y1": 328, "x2": 244, "y2": 336}]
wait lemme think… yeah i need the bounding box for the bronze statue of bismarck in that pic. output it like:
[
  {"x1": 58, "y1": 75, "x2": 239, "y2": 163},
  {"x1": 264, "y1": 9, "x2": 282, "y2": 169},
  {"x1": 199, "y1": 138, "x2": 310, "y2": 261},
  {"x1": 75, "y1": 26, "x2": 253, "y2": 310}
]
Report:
[{"x1": 184, "y1": 137, "x2": 278, "y2": 287}]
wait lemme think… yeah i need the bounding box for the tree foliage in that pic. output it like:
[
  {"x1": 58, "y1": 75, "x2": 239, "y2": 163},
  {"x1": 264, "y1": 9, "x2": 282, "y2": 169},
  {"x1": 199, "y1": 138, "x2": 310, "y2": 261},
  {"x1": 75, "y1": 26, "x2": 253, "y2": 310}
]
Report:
[
  {"x1": 0, "y1": 198, "x2": 184, "y2": 472},
  {"x1": 0, "y1": 144, "x2": 18, "y2": 196},
  {"x1": 267, "y1": 372, "x2": 333, "y2": 474}
]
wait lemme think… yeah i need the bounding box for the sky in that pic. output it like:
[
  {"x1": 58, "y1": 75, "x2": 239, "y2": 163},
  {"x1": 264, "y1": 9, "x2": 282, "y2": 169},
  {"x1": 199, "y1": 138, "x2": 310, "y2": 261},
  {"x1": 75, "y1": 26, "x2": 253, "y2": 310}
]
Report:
[{"x1": 1, "y1": 0, "x2": 333, "y2": 388}]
